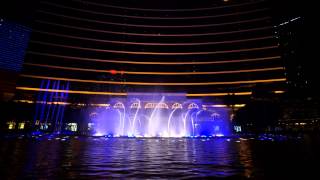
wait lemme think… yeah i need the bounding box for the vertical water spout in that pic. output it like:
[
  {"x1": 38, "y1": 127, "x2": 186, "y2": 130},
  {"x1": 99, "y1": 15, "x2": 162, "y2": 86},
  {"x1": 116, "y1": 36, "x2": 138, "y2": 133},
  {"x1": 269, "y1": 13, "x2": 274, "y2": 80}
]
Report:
[
  {"x1": 191, "y1": 115, "x2": 195, "y2": 137},
  {"x1": 182, "y1": 110, "x2": 191, "y2": 136},
  {"x1": 122, "y1": 106, "x2": 126, "y2": 136},
  {"x1": 131, "y1": 100, "x2": 140, "y2": 135},
  {"x1": 167, "y1": 108, "x2": 178, "y2": 136},
  {"x1": 116, "y1": 109, "x2": 122, "y2": 136},
  {"x1": 148, "y1": 96, "x2": 165, "y2": 137}
]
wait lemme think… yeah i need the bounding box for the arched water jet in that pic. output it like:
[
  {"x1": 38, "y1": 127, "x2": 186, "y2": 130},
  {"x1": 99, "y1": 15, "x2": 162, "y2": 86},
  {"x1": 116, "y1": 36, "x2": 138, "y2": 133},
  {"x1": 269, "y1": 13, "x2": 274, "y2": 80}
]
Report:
[
  {"x1": 147, "y1": 96, "x2": 165, "y2": 137},
  {"x1": 122, "y1": 107, "x2": 126, "y2": 135},
  {"x1": 182, "y1": 110, "x2": 191, "y2": 136},
  {"x1": 115, "y1": 109, "x2": 122, "y2": 136},
  {"x1": 191, "y1": 111, "x2": 196, "y2": 137},
  {"x1": 130, "y1": 100, "x2": 141, "y2": 135},
  {"x1": 167, "y1": 107, "x2": 178, "y2": 136},
  {"x1": 90, "y1": 93, "x2": 230, "y2": 137}
]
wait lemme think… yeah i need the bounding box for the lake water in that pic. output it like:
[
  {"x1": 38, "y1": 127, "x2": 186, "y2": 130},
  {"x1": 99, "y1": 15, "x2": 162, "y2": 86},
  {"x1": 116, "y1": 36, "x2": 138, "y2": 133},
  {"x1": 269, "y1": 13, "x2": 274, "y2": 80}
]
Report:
[{"x1": 0, "y1": 135, "x2": 319, "y2": 179}]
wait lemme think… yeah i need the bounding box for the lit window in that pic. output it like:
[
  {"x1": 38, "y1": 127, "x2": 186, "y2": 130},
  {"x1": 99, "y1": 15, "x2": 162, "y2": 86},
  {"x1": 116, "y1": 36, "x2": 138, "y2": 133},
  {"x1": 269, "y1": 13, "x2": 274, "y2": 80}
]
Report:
[
  {"x1": 234, "y1": 126, "x2": 242, "y2": 132},
  {"x1": 7, "y1": 122, "x2": 15, "y2": 130},
  {"x1": 40, "y1": 124, "x2": 48, "y2": 130},
  {"x1": 18, "y1": 122, "x2": 25, "y2": 129},
  {"x1": 66, "y1": 123, "x2": 77, "y2": 132}
]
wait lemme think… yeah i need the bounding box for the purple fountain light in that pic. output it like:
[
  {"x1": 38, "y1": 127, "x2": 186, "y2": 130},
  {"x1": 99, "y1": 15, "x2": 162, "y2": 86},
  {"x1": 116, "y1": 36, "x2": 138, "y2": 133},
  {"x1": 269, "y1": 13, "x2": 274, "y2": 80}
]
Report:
[{"x1": 91, "y1": 93, "x2": 231, "y2": 137}]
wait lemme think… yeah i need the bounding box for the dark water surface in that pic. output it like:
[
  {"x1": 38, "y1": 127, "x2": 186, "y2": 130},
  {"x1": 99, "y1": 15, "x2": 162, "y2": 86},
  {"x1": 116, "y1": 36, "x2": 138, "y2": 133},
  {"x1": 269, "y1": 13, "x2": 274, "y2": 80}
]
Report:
[{"x1": 0, "y1": 135, "x2": 319, "y2": 179}]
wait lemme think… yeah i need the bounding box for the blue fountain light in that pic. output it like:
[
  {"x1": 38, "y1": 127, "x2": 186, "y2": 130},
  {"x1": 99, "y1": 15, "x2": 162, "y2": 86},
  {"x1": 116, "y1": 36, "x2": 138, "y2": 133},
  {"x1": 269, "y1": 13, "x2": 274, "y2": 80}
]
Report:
[
  {"x1": 33, "y1": 80, "x2": 70, "y2": 132},
  {"x1": 91, "y1": 93, "x2": 231, "y2": 137}
]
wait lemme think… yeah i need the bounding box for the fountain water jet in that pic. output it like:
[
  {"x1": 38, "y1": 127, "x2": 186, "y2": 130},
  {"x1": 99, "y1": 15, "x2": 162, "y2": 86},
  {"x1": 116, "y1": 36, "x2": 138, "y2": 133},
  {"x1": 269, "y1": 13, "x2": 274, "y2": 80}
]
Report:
[{"x1": 91, "y1": 93, "x2": 231, "y2": 137}]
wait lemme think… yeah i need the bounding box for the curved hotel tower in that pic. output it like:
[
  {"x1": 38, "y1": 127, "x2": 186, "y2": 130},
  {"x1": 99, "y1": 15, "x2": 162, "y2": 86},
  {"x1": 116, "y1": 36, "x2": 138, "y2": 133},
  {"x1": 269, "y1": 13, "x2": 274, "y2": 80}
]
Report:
[
  {"x1": 17, "y1": 0, "x2": 285, "y2": 98},
  {"x1": 10, "y1": 0, "x2": 287, "y2": 136}
]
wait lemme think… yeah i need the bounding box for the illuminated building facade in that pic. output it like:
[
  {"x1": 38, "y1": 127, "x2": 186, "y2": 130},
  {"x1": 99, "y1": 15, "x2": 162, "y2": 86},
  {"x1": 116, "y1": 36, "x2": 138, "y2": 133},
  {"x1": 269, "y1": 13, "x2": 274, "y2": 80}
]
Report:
[
  {"x1": 15, "y1": 0, "x2": 286, "y2": 103},
  {"x1": 2, "y1": 0, "x2": 299, "y2": 134}
]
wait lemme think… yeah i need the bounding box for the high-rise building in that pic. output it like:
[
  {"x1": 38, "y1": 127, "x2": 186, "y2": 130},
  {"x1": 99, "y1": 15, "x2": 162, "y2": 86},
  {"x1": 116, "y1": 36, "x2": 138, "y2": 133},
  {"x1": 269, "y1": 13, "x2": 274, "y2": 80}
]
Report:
[{"x1": 14, "y1": 0, "x2": 286, "y2": 104}]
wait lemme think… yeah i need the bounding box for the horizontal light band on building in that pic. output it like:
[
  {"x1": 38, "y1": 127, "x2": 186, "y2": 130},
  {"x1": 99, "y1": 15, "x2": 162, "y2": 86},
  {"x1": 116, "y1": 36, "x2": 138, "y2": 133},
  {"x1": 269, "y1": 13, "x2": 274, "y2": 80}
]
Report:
[
  {"x1": 34, "y1": 30, "x2": 274, "y2": 46},
  {"x1": 203, "y1": 104, "x2": 228, "y2": 108},
  {"x1": 13, "y1": 99, "x2": 34, "y2": 104},
  {"x1": 38, "y1": 11, "x2": 271, "y2": 28},
  {"x1": 36, "y1": 20, "x2": 273, "y2": 37},
  {"x1": 14, "y1": 100, "x2": 110, "y2": 106},
  {"x1": 274, "y1": 90, "x2": 285, "y2": 94},
  {"x1": 27, "y1": 51, "x2": 281, "y2": 65},
  {"x1": 187, "y1": 92, "x2": 253, "y2": 97},
  {"x1": 16, "y1": 87, "x2": 255, "y2": 97},
  {"x1": 16, "y1": 87, "x2": 127, "y2": 96},
  {"x1": 203, "y1": 104, "x2": 246, "y2": 108},
  {"x1": 70, "y1": 0, "x2": 265, "y2": 12},
  {"x1": 41, "y1": 1, "x2": 269, "y2": 20},
  {"x1": 31, "y1": 41, "x2": 278, "y2": 55},
  {"x1": 13, "y1": 99, "x2": 246, "y2": 108},
  {"x1": 20, "y1": 74, "x2": 287, "y2": 86},
  {"x1": 24, "y1": 63, "x2": 284, "y2": 76}
]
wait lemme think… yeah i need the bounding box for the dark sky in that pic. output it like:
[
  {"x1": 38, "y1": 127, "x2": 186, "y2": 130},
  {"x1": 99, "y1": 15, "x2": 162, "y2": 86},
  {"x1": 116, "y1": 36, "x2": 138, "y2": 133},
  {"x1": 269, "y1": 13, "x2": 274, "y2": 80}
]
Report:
[{"x1": 0, "y1": 0, "x2": 37, "y2": 26}]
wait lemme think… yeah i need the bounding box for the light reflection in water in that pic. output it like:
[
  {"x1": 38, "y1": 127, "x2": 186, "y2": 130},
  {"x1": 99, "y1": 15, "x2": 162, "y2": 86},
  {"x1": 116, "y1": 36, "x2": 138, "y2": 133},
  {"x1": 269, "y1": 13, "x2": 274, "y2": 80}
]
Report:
[
  {"x1": 1, "y1": 136, "x2": 319, "y2": 179},
  {"x1": 76, "y1": 138, "x2": 241, "y2": 178},
  {"x1": 238, "y1": 140, "x2": 254, "y2": 178}
]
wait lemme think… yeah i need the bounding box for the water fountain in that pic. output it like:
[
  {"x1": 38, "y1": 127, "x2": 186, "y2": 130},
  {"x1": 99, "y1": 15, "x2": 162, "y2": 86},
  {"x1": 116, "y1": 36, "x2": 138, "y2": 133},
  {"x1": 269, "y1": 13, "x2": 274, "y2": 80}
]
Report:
[{"x1": 91, "y1": 93, "x2": 231, "y2": 137}]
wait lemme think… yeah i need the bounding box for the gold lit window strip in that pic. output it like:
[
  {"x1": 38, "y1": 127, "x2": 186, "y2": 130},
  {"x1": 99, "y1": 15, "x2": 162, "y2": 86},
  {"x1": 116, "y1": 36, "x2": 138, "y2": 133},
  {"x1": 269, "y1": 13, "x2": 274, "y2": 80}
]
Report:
[
  {"x1": 39, "y1": 10, "x2": 270, "y2": 28},
  {"x1": 16, "y1": 87, "x2": 285, "y2": 97},
  {"x1": 40, "y1": 1, "x2": 268, "y2": 20},
  {"x1": 34, "y1": 30, "x2": 274, "y2": 46},
  {"x1": 20, "y1": 74, "x2": 287, "y2": 86},
  {"x1": 28, "y1": 51, "x2": 281, "y2": 65},
  {"x1": 13, "y1": 99, "x2": 247, "y2": 108},
  {"x1": 16, "y1": 86, "x2": 251, "y2": 97},
  {"x1": 70, "y1": 0, "x2": 265, "y2": 12},
  {"x1": 24, "y1": 63, "x2": 284, "y2": 76},
  {"x1": 36, "y1": 20, "x2": 273, "y2": 37},
  {"x1": 16, "y1": 87, "x2": 127, "y2": 96},
  {"x1": 31, "y1": 41, "x2": 278, "y2": 55}
]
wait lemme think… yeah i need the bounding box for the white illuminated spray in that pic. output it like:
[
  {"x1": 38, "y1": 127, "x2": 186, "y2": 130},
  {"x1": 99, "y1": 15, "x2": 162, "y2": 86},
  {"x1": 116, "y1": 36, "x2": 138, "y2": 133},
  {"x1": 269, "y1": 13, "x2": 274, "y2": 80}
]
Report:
[
  {"x1": 182, "y1": 110, "x2": 191, "y2": 136},
  {"x1": 191, "y1": 113, "x2": 195, "y2": 136},
  {"x1": 92, "y1": 94, "x2": 229, "y2": 137},
  {"x1": 167, "y1": 107, "x2": 178, "y2": 136},
  {"x1": 131, "y1": 100, "x2": 141, "y2": 135},
  {"x1": 194, "y1": 110, "x2": 205, "y2": 136},
  {"x1": 196, "y1": 110, "x2": 204, "y2": 121},
  {"x1": 148, "y1": 96, "x2": 165, "y2": 136},
  {"x1": 122, "y1": 105, "x2": 126, "y2": 135},
  {"x1": 114, "y1": 102, "x2": 126, "y2": 135},
  {"x1": 116, "y1": 109, "x2": 122, "y2": 135}
]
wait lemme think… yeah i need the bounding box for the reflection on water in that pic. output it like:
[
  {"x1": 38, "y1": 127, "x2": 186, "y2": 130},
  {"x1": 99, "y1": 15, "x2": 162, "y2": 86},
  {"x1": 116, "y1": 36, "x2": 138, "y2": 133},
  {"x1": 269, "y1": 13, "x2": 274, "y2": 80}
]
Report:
[{"x1": 0, "y1": 136, "x2": 319, "y2": 179}]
